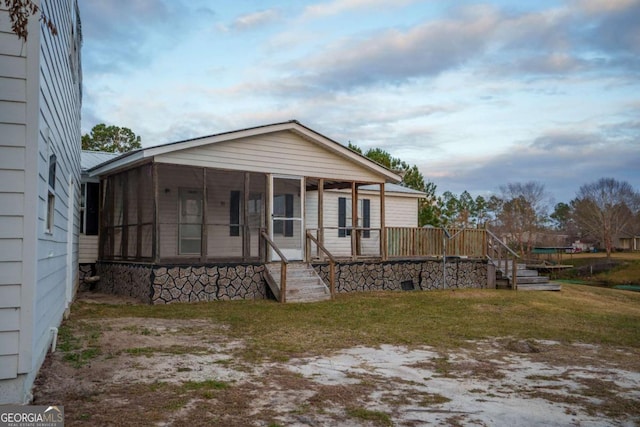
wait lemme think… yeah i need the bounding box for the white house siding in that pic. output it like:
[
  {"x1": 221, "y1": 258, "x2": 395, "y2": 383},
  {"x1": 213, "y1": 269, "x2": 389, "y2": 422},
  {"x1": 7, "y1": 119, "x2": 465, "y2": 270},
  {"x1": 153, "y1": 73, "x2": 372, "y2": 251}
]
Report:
[
  {"x1": 0, "y1": 0, "x2": 82, "y2": 404},
  {"x1": 306, "y1": 189, "x2": 420, "y2": 258},
  {"x1": 156, "y1": 130, "x2": 385, "y2": 184},
  {"x1": 0, "y1": 3, "x2": 30, "y2": 391}
]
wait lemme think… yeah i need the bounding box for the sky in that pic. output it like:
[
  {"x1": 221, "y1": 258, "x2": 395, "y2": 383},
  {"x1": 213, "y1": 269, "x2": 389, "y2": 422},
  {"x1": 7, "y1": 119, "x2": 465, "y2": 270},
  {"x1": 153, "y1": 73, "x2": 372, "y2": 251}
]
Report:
[{"x1": 78, "y1": 0, "x2": 640, "y2": 205}]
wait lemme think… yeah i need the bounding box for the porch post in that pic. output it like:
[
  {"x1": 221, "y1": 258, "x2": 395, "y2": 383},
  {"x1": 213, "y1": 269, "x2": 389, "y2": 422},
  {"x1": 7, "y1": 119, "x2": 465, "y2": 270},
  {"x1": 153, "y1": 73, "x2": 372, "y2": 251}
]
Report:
[
  {"x1": 318, "y1": 178, "x2": 324, "y2": 259},
  {"x1": 200, "y1": 168, "x2": 208, "y2": 263},
  {"x1": 351, "y1": 181, "x2": 358, "y2": 260},
  {"x1": 152, "y1": 163, "x2": 159, "y2": 263},
  {"x1": 136, "y1": 167, "x2": 143, "y2": 259},
  {"x1": 380, "y1": 183, "x2": 386, "y2": 261},
  {"x1": 243, "y1": 172, "x2": 250, "y2": 261},
  {"x1": 265, "y1": 173, "x2": 273, "y2": 262},
  {"x1": 98, "y1": 177, "x2": 106, "y2": 259}
]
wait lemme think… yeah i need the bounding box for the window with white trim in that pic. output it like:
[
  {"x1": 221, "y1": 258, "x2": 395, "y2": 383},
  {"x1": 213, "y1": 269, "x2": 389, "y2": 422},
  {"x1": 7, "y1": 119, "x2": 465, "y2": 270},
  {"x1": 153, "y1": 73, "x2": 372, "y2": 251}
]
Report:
[
  {"x1": 46, "y1": 154, "x2": 56, "y2": 234},
  {"x1": 338, "y1": 197, "x2": 370, "y2": 238}
]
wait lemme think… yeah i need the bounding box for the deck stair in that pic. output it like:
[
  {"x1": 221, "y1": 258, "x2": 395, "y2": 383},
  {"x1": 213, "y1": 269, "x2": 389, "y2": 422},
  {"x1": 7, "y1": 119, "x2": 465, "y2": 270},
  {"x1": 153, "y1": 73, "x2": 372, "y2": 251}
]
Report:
[
  {"x1": 495, "y1": 260, "x2": 561, "y2": 291},
  {"x1": 264, "y1": 262, "x2": 331, "y2": 303}
]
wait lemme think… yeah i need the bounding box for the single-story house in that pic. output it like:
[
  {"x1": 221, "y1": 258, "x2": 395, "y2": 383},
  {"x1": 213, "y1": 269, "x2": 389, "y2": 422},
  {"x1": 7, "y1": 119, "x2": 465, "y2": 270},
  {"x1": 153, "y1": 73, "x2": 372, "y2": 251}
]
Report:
[{"x1": 84, "y1": 121, "x2": 492, "y2": 304}]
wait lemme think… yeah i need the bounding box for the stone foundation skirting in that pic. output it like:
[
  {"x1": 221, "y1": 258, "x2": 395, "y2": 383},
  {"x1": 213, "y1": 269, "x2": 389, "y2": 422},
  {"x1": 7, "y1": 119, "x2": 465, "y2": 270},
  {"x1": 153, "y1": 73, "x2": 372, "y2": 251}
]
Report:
[
  {"x1": 313, "y1": 259, "x2": 488, "y2": 293},
  {"x1": 95, "y1": 262, "x2": 268, "y2": 304},
  {"x1": 151, "y1": 264, "x2": 267, "y2": 304},
  {"x1": 94, "y1": 259, "x2": 487, "y2": 304}
]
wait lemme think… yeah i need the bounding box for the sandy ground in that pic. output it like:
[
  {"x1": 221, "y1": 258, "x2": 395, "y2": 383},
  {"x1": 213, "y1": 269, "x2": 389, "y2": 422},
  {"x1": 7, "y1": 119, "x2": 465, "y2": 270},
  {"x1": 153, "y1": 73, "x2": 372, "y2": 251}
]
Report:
[{"x1": 33, "y1": 294, "x2": 640, "y2": 426}]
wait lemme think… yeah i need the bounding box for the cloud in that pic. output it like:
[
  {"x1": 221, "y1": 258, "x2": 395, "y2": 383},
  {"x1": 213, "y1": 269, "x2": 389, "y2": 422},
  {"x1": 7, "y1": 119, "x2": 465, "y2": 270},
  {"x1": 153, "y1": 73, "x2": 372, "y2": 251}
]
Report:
[
  {"x1": 290, "y1": 5, "x2": 501, "y2": 90},
  {"x1": 231, "y1": 9, "x2": 280, "y2": 31},
  {"x1": 302, "y1": 0, "x2": 417, "y2": 19},
  {"x1": 79, "y1": 0, "x2": 215, "y2": 73},
  {"x1": 426, "y1": 124, "x2": 640, "y2": 202}
]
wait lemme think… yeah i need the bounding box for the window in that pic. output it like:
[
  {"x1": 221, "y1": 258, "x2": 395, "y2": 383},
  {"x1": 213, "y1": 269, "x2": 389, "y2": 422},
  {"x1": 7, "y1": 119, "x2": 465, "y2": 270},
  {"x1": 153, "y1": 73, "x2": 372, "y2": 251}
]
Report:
[
  {"x1": 338, "y1": 197, "x2": 370, "y2": 238},
  {"x1": 80, "y1": 182, "x2": 100, "y2": 235},
  {"x1": 46, "y1": 154, "x2": 56, "y2": 234},
  {"x1": 179, "y1": 188, "x2": 203, "y2": 255},
  {"x1": 230, "y1": 191, "x2": 241, "y2": 237}
]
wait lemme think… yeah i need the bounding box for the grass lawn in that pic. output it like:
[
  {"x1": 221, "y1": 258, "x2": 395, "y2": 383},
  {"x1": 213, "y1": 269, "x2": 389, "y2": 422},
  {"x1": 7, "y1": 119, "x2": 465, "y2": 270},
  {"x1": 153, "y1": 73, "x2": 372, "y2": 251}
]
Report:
[
  {"x1": 36, "y1": 284, "x2": 640, "y2": 426},
  {"x1": 69, "y1": 284, "x2": 640, "y2": 362},
  {"x1": 551, "y1": 251, "x2": 640, "y2": 287}
]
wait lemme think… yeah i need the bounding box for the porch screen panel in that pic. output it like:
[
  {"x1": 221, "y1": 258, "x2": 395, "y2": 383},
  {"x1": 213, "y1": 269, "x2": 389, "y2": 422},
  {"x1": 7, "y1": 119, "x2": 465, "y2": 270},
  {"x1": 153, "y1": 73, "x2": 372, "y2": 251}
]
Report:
[
  {"x1": 112, "y1": 173, "x2": 125, "y2": 258},
  {"x1": 126, "y1": 169, "x2": 138, "y2": 258},
  {"x1": 206, "y1": 169, "x2": 244, "y2": 259},
  {"x1": 138, "y1": 164, "x2": 154, "y2": 259},
  {"x1": 158, "y1": 164, "x2": 203, "y2": 259},
  {"x1": 100, "y1": 179, "x2": 113, "y2": 259}
]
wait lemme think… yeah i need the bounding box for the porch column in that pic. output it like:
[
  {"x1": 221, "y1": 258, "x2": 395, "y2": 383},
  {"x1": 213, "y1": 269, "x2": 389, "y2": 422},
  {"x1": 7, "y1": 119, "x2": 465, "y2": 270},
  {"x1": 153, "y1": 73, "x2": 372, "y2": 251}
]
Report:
[
  {"x1": 264, "y1": 173, "x2": 273, "y2": 262},
  {"x1": 351, "y1": 181, "x2": 358, "y2": 260},
  {"x1": 243, "y1": 172, "x2": 250, "y2": 261},
  {"x1": 380, "y1": 183, "x2": 387, "y2": 261},
  {"x1": 317, "y1": 178, "x2": 324, "y2": 259},
  {"x1": 200, "y1": 168, "x2": 208, "y2": 263},
  {"x1": 152, "y1": 163, "x2": 159, "y2": 262}
]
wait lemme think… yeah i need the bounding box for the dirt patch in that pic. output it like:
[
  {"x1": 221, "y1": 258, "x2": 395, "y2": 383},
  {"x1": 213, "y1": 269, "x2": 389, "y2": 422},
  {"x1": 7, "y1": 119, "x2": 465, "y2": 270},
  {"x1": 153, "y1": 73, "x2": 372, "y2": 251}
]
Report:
[{"x1": 33, "y1": 307, "x2": 640, "y2": 426}]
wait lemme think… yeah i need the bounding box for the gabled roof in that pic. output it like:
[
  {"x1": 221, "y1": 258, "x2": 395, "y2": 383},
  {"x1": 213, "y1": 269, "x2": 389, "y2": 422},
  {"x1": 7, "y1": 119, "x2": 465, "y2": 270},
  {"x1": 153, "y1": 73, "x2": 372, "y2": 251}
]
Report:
[{"x1": 88, "y1": 120, "x2": 402, "y2": 183}]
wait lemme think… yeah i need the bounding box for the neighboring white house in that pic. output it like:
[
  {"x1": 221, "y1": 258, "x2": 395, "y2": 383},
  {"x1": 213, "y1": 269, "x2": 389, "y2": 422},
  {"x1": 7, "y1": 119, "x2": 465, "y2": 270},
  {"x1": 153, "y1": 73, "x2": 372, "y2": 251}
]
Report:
[{"x1": 0, "y1": 1, "x2": 82, "y2": 404}]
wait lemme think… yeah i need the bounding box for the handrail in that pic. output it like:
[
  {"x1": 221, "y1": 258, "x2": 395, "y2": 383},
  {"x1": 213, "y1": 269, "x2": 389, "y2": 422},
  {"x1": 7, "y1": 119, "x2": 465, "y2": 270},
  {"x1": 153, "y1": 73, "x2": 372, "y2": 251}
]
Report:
[
  {"x1": 306, "y1": 231, "x2": 336, "y2": 298},
  {"x1": 486, "y1": 228, "x2": 519, "y2": 258},
  {"x1": 260, "y1": 230, "x2": 288, "y2": 303},
  {"x1": 485, "y1": 228, "x2": 519, "y2": 290}
]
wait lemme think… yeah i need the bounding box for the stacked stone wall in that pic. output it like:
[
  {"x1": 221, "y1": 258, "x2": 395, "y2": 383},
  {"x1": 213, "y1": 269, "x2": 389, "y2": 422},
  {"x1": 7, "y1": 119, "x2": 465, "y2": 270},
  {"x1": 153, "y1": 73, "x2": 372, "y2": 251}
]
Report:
[
  {"x1": 94, "y1": 259, "x2": 487, "y2": 304},
  {"x1": 151, "y1": 264, "x2": 267, "y2": 304},
  {"x1": 314, "y1": 259, "x2": 487, "y2": 293}
]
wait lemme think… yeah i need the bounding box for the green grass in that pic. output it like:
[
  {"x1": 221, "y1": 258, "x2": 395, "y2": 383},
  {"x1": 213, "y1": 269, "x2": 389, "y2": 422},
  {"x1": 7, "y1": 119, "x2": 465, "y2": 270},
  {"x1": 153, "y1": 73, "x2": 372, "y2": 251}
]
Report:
[
  {"x1": 548, "y1": 253, "x2": 640, "y2": 289},
  {"x1": 67, "y1": 284, "x2": 640, "y2": 363},
  {"x1": 346, "y1": 407, "x2": 393, "y2": 426}
]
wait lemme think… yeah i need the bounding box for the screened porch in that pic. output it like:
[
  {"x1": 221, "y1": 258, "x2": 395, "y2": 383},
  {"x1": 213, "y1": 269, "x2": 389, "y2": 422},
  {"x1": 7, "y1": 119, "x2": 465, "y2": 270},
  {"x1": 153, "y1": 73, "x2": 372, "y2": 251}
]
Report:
[{"x1": 98, "y1": 162, "x2": 388, "y2": 264}]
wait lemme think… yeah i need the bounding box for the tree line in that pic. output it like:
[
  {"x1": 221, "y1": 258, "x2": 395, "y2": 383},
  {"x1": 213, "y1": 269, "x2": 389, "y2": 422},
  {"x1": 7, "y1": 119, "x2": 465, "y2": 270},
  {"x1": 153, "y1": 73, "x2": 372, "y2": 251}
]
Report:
[{"x1": 347, "y1": 142, "x2": 640, "y2": 258}]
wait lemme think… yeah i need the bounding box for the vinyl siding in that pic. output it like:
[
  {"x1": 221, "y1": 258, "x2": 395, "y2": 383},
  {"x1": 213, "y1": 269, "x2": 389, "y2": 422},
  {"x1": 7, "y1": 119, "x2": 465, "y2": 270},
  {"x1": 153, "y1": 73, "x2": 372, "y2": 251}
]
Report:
[
  {"x1": 156, "y1": 131, "x2": 385, "y2": 183},
  {"x1": 0, "y1": 0, "x2": 82, "y2": 402},
  {"x1": 0, "y1": 3, "x2": 28, "y2": 382},
  {"x1": 79, "y1": 234, "x2": 98, "y2": 263},
  {"x1": 29, "y1": 0, "x2": 82, "y2": 383}
]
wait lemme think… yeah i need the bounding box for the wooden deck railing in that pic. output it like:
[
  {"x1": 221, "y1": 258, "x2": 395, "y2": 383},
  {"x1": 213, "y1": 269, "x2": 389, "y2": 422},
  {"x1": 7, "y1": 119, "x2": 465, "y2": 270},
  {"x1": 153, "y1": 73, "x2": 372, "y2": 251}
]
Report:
[
  {"x1": 305, "y1": 231, "x2": 336, "y2": 298},
  {"x1": 386, "y1": 227, "x2": 486, "y2": 258},
  {"x1": 260, "y1": 230, "x2": 289, "y2": 303}
]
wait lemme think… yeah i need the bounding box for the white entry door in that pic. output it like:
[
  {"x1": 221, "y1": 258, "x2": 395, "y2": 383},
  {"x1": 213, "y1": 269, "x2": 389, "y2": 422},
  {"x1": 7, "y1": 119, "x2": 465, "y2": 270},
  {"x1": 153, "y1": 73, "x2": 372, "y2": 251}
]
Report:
[{"x1": 271, "y1": 176, "x2": 304, "y2": 260}]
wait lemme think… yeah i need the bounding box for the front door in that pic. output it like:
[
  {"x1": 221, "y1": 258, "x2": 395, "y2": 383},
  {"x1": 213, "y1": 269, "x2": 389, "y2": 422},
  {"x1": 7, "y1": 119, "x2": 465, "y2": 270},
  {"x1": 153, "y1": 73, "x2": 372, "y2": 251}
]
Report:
[{"x1": 271, "y1": 176, "x2": 304, "y2": 260}]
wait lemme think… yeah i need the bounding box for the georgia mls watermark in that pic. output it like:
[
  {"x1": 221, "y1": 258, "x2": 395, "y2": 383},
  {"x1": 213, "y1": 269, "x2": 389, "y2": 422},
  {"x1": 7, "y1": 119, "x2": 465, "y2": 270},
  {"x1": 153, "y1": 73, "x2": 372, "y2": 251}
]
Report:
[{"x1": 0, "y1": 406, "x2": 64, "y2": 427}]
